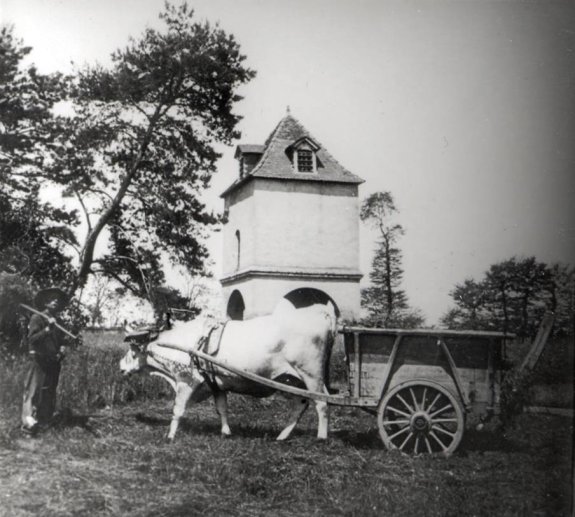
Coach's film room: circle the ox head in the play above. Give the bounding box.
[119,329,156,376]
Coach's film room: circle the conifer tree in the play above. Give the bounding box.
[360,192,423,327]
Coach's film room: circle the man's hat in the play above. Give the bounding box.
[35,287,68,311]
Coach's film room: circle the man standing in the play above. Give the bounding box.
[21,287,68,435]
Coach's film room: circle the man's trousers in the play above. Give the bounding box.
[21,357,61,428]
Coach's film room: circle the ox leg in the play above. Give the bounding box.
[276,397,309,441]
[313,398,329,440]
[293,368,330,440]
[167,382,193,441]
[213,390,232,437]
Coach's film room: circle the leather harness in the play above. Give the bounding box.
[191,322,227,390]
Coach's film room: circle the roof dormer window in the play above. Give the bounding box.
[290,136,320,174]
[297,149,314,173]
[234,144,265,179]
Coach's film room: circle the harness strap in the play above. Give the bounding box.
[192,322,227,390]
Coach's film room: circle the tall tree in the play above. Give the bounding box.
[2,4,256,305]
[360,192,423,327]
[484,257,553,336]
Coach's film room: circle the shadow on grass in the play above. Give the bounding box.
[124,408,530,455]
[334,425,526,454]
[50,407,100,436]
[334,428,384,450]
[134,412,171,427]
[5,407,102,440]
[134,412,239,437]
[133,411,340,441]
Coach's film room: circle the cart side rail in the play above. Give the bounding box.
[340,326,514,339]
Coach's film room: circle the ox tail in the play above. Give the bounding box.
[323,301,338,395]
[323,345,334,394]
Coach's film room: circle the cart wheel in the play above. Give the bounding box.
[377,380,464,456]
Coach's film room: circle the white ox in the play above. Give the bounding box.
[119,302,337,441]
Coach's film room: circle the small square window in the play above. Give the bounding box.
[297,150,314,172]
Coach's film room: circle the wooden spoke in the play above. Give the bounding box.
[396,393,415,414]
[389,425,410,440]
[432,418,458,425]
[426,392,441,413]
[398,431,414,451]
[429,430,448,452]
[430,403,453,419]
[432,425,456,438]
[382,419,411,426]
[420,387,427,412]
[386,406,411,418]
[424,436,433,453]
[414,435,421,454]
[410,388,419,411]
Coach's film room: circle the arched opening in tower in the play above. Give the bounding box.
[226,290,245,320]
[283,288,340,317]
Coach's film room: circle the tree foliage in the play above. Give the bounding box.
[0,25,68,181]
[59,3,255,299]
[0,273,33,357]
[360,192,424,328]
[0,25,76,285]
[440,256,574,337]
[1,4,255,312]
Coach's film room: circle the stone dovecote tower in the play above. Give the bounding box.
[220,111,364,321]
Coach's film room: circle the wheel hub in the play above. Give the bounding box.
[411,412,430,432]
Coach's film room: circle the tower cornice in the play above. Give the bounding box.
[221,266,363,286]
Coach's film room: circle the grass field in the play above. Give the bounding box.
[0,332,573,516]
[0,391,573,516]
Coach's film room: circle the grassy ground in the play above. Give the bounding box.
[0,392,572,517]
[0,332,572,516]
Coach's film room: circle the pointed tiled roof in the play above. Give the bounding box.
[221,114,364,197]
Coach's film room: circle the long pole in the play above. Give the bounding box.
[19,303,80,340]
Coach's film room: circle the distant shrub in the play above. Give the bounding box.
[500,368,534,426]
[500,334,574,424]
[59,344,171,411]
[0,354,29,409]
[0,273,33,357]
[530,335,573,385]
[506,335,573,384]
[0,342,171,417]
[81,328,126,349]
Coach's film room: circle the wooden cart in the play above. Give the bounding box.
[339,327,512,455]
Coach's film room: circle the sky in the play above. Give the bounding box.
[2,0,574,324]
